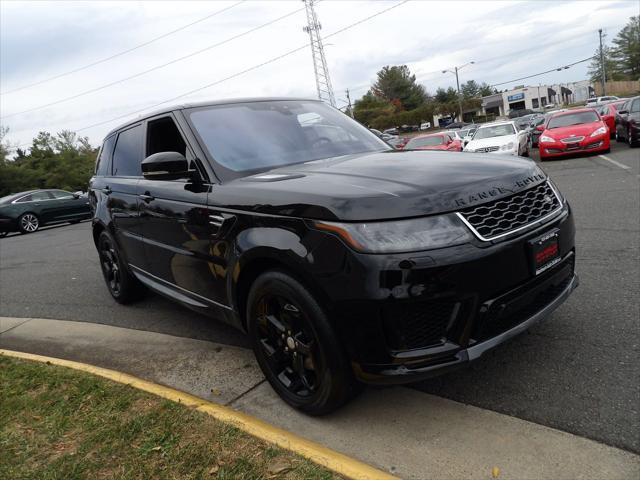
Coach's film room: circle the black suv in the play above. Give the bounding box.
[90,98,577,414]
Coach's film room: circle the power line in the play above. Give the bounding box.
[0,1,245,96]
[489,57,593,87]
[10,0,409,146]
[1,5,307,120]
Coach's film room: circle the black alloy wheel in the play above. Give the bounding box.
[247,271,359,415]
[97,230,144,304]
[18,213,39,234]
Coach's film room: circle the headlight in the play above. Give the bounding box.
[314,214,473,253]
[540,135,554,143]
[590,126,607,137]
[500,142,515,151]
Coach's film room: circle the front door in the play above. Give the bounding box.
[137,114,224,310]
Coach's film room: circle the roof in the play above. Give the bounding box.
[103,97,319,139]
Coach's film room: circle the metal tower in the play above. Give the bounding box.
[303,0,336,107]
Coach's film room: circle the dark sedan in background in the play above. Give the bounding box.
[0,189,91,236]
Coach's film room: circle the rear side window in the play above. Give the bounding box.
[631,99,640,113]
[112,125,143,177]
[96,135,116,176]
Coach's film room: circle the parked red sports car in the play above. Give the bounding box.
[403,133,461,151]
[538,109,610,160]
[596,101,625,139]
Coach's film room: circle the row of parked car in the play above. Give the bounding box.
[372,94,639,159]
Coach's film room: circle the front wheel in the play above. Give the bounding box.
[18,213,39,234]
[629,127,638,147]
[247,271,359,415]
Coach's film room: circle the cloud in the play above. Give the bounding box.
[0,0,635,148]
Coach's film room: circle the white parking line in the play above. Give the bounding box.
[598,154,630,170]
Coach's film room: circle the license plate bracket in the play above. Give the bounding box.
[529,229,561,275]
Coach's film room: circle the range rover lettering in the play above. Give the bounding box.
[89,98,578,415]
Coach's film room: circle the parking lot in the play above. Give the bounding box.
[1,142,638,454]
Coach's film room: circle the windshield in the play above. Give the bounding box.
[473,124,515,139]
[187,100,389,175]
[548,111,599,129]
[405,136,445,148]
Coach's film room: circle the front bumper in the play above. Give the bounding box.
[540,134,609,158]
[310,203,577,385]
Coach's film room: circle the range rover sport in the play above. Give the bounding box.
[89,98,578,415]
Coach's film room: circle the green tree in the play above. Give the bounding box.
[371,65,428,111]
[611,16,640,78]
[461,80,480,98]
[353,91,394,127]
[478,82,496,97]
[0,129,98,197]
[588,44,624,83]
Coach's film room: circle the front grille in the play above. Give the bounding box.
[475,146,499,153]
[459,181,562,240]
[560,136,585,143]
[382,299,457,350]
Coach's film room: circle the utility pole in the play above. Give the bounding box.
[537,84,541,110]
[443,62,474,122]
[303,0,336,107]
[598,29,606,96]
[345,88,354,118]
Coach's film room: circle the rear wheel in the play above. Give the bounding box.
[247,271,359,415]
[97,230,144,304]
[18,213,39,234]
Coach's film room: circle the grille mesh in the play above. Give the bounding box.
[382,300,456,350]
[475,146,499,153]
[459,182,561,240]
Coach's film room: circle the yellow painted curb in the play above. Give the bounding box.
[0,348,397,480]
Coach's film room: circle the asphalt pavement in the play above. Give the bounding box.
[0,142,638,453]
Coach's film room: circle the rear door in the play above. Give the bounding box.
[107,124,146,268]
[137,113,225,309]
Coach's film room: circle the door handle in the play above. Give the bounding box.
[139,193,155,202]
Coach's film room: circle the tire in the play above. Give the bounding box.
[522,143,530,157]
[0,231,7,238]
[615,130,623,143]
[246,270,359,415]
[18,213,39,234]
[629,127,638,147]
[97,230,144,304]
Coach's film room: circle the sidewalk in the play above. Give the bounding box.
[1,316,638,479]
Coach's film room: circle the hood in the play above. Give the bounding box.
[211,150,546,221]
[466,134,516,149]
[544,121,602,139]
[414,145,448,151]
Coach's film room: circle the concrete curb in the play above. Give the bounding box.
[1,348,397,480]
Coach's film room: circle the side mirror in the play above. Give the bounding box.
[142,152,192,180]
[536,125,545,132]
[618,109,628,115]
[73,193,81,199]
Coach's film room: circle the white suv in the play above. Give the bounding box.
[585,96,619,107]
[463,121,529,156]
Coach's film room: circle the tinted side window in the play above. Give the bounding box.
[96,135,116,176]
[112,126,143,177]
[632,99,640,113]
[31,191,52,201]
[146,117,186,156]
[15,194,32,203]
[50,190,74,199]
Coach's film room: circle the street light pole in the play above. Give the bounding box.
[443,61,474,122]
[598,29,606,96]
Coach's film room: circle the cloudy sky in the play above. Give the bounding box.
[0,0,635,148]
